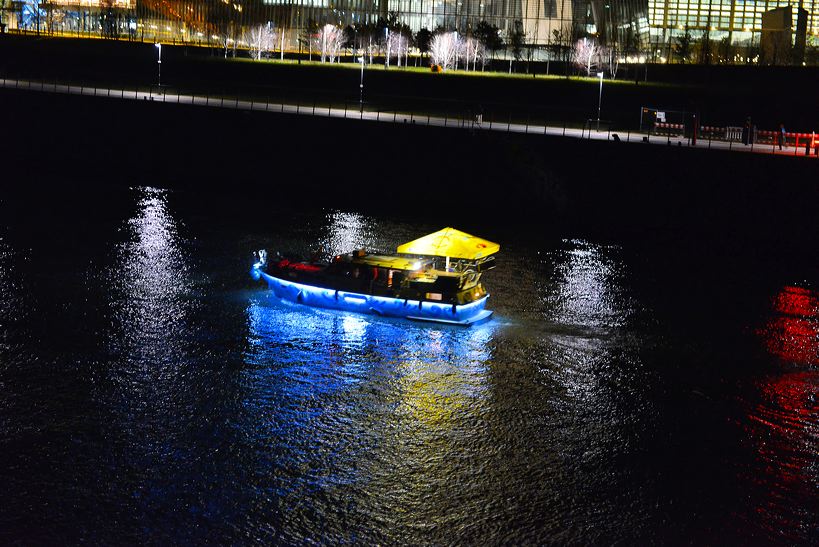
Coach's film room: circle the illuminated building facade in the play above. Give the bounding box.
[647,0,817,62]
[0,0,817,61]
[1,0,582,45]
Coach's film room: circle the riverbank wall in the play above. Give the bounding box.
[3,34,819,130]
[2,88,816,247]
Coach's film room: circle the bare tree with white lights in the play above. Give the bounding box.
[605,47,621,78]
[388,32,411,68]
[430,32,461,70]
[461,36,486,71]
[246,24,276,61]
[319,24,345,63]
[573,37,602,76]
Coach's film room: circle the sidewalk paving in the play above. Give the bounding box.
[2,77,816,159]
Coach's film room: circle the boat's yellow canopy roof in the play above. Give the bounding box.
[397,227,499,260]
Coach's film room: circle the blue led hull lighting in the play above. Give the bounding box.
[251,264,492,326]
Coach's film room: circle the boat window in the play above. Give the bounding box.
[327,263,354,276]
[391,270,405,288]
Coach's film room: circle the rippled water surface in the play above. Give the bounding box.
[0,186,816,544]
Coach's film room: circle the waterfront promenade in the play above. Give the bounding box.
[1,77,816,159]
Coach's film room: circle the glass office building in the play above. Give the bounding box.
[647,0,816,60]
[1,0,580,44]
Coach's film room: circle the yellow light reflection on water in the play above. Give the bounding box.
[393,326,493,427]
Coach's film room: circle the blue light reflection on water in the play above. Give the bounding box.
[244,293,493,395]
[241,293,497,542]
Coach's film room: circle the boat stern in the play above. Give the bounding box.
[251,249,268,281]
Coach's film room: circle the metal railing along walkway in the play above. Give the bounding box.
[2,77,817,159]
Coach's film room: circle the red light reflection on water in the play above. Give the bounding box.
[759,286,819,366]
[748,372,817,441]
[742,371,819,542]
[744,286,818,541]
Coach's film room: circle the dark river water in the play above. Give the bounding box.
[0,185,816,544]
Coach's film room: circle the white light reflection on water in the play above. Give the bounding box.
[0,238,19,344]
[540,240,637,330]
[320,211,395,257]
[92,187,221,539]
[341,313,368,341]
[522,239,654,534]
[0,236,28,347]
[324,211,366,256]
[529,239,646,411]
[0,238,11,315]
[106,187,194,397]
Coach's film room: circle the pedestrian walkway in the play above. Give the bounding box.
[1,77,816,159]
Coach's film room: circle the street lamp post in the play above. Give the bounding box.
[596,71,604,131]
[155,43,162,87]
[358,56,365,112]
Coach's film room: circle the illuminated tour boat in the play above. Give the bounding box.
[251,227,499,325]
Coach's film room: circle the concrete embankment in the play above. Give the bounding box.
[4,34,819,130]
[2,88,816,246]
